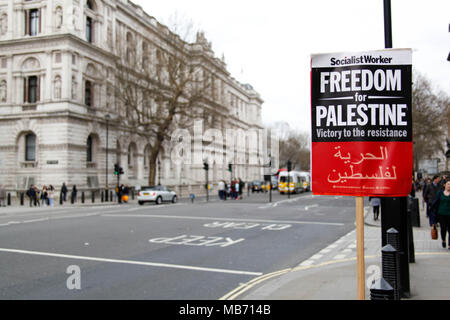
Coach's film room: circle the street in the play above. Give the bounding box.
[0,193,357,299]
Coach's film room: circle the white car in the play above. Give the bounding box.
[137,186,177,205]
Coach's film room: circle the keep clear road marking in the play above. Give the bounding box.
[0,248,263,276]
[101,214,345,227]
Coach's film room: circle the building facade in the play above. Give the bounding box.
[0,0,271,196]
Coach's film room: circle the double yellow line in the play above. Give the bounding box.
[220,252,450,300]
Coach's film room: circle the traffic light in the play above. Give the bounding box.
[287,160,292,172]
[228,163,232,172]
[114,164,124,175]
[203,161,209,171]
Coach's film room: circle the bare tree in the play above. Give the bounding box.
[113,17,221,185]
[412,72,450,171]
[268,122,310,170]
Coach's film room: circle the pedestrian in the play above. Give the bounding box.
[369,197,381,221]
[0,184,6,207]
[235,180,240,200]
[430,180,450,250]
[26,185,37,207]
[238,178,244,200]
[218,180,225,200]
[71,185,78,203]
[48,185,55,206]
[230,181,236,200]
[34,185,40,207]
[61,182,68,202]
[424,175,442,223]
[41,186,48,206]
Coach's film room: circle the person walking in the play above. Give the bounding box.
[26,185,37,207]
[48,185,55,206]
[369,197,381,221]
[218,180,225,200]
[431,180,450,250]
[71,185,78,203]
[235,180,240,200]
[424,175,442,223]
[41,186,48,206]
[0,184,6,207]
[238,178,244,200]
[61,182,68,202]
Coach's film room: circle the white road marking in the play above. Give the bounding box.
[305,204,319,211]
[299,260,315,266]
[0,212,115,228]
[0,248,263,276]
[101,213,345,227]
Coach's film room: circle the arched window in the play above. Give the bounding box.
[87,135,93,162]
[86,16,93,43]
[86,0,94,10]
[25,133,36,161]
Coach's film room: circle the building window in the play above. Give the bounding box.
[86,17,93,43]
[25,133,36,161]
[86,0,95,11]
[24,75,39,103]
[25,9,40,36]
[87,135,93,162]
[85,80,92,106]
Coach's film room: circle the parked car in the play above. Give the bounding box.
[137,186,177,205]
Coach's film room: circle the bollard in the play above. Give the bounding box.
[91,191,95,203]
[81,192,85,204]
[105,189,108,202]
[370,278,395,300]
[60,192,63,205]
[20,193,24,206]
[71,192,74,204]
[408,197,420,227]
[387,228,400,252]
[382,244,401,300]
[7,193,11,206]
[131,190,134,200]
[110,191,113,202]
[101,191,104,203]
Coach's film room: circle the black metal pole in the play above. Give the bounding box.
[270,180,272,203]
[381,0,411,298]
[105,116,109,202]
[384,0,393,48]
[206,169,209,202]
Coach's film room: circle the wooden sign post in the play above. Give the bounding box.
[310,49,412,300]
[356,196,365,300]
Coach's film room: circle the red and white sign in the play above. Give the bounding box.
[310,49,413,196]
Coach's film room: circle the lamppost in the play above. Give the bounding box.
[203,158,209,202]
[105,113,110,201]
[157,159,161,186]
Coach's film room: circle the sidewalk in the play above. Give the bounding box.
[237,195,450,300]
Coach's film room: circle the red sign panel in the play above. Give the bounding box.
[311,49,413,196]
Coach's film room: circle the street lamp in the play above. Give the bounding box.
[105,113,110,201]
[158,159,161,186]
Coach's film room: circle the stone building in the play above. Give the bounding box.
[0,0,271,196]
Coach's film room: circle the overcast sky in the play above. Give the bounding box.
[134,0,450,133]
